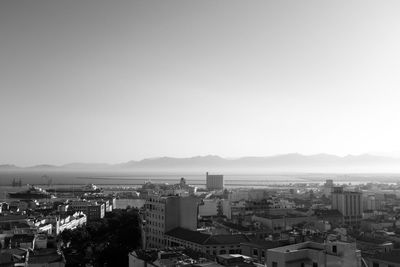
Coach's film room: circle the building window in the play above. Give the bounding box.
[332,245,337,253]
[272,262,278,267]
[301,263,305,267]
[253,249,258,256]
[313,263,318,267]
[372,263,379,267]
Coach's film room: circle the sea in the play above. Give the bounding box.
[1,170,400,202]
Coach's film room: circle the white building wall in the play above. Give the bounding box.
[199,199,218,217]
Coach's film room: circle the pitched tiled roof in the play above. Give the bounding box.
[165,227,210,244]
[165,227,250,245]
[314,209,342,217]
[204,234,250,245]
[241,240,290,249]
[0,215,27,222]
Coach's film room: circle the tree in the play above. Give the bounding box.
[59,208,142,267]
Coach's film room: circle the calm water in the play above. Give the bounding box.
[2,170,397,185]
[1,170,400,202]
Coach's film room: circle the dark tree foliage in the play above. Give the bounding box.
[60,208,142,267]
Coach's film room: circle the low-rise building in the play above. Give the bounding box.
[267,241,361,267]
[364,249,400,267]
[165,227,250,256]
[240,240,290,264]
[11,234,35,249]
[68,200,105,222]
[0,248,27,266]
[27,248,66,267]
[215,254,258,266]
[199,199,231,219]
[313,209,343,227]
[129,249,223,267]
[228,189,269,202]
[55,212,87,235]
[354,236,393,256]
[360,219,394,232]
[252,214,316,233]
[231,200,270,218]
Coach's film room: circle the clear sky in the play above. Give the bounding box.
[1,0,400,166]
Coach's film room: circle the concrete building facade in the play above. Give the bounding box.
[206,172,224,190]
[323,179,334,197]
[68,201,105,222]
[145,195,198,248]
[252,214,316,233]
[331,187,362,225]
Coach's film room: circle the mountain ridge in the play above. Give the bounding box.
[2,153,400,171]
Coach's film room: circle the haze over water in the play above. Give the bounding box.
[1,170,399,187]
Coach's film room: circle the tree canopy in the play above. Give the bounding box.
[60,208,142,267]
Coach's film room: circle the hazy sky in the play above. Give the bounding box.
[1,0,400,166]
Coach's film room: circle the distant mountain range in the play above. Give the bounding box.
[2,153,400,173]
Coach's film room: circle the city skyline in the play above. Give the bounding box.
[1,0,400,166]
[2,2,400,267]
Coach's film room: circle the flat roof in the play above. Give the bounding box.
[366,250,400,264]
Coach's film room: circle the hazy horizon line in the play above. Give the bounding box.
[1,152,399,168]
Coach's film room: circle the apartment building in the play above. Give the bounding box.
[331,187,362,225]
[145,195,198,248]
[206,172,224,190]
[68,200,105,222]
